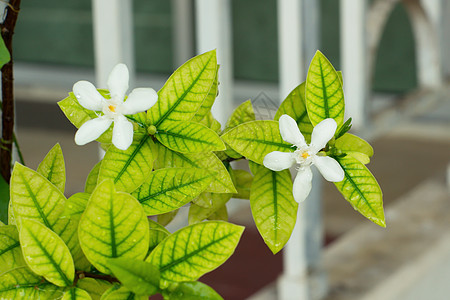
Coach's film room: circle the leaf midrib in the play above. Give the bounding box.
[0,241,20,257]
[318,58,330,118]
[19,172,53,229]
[113,135,150,184]
[26,226,72,286]
[155,54,214,128]
[159,231,235,273]
[157,127,219,147]
[238,137,292,149]
[138,175,209,203]
[338,158,378,216]
[271,171,278,243]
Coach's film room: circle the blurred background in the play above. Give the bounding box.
[9,0,450,299]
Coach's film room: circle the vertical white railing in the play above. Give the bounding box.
[92,0,135,88]
[195,0,234,125]
[277,1,323,299]
[340,0,368,131]
[92,0,134,159]
[172,0,194,68]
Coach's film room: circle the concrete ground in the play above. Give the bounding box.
[12,85,450,299]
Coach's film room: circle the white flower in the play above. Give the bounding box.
[73,63,158,150]
[263,114,345,203]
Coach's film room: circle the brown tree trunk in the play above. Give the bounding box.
[0,0,21,182]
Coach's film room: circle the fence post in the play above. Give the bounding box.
[92,0,135,87]
[340,0,368,131]
[195,0,233,125]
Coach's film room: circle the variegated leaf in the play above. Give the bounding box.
[146,221,243,287]
[221,121,292,164]
[305,50,345,128]
[334,156,385,227]
[78,180,149,274]
[250,168,298,254]
[148,50,217,128]
[132,168,215,215]
[20,219,75,287]
[98,136,155,193]
[155,120,225,153]
[37,143,66,192]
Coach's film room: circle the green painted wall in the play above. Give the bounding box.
[14,0,416,92]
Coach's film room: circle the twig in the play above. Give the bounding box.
[75,270,119,285]
[0,0,21,182]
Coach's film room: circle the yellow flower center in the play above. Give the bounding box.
[301,152,309,159]
[108,105,116,112]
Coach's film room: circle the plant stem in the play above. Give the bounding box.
[0,0,21,182]
[76,270,119,284]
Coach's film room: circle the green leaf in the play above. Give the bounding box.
[101,286,147,300]
[64,192,90,219]
[0,174,9,224]
[157,210,179,227]
[0,36,10,69]
[189,193,231,225]
[98,136,155,193]
[147,219,170,255]
[191,192,213,208]
[11,163,66,229]
[193,66,219,122]
[76,278,113,300]
[62,288,92,300]
[0,225,26,273]
[335,117,352,139]
[335,133,374,164]
[232,169,253,199]
[224,100,255,131]
[168,281,223,300]
[132,168,215,215]
[146,221,243,287]
[250,168,298,254]
[78,180,150,274]
[8,200,15,225]
[0,266,65,299]
[155,121,225,153]
[154,144,236,193]
[305,50,345,128]
[85,161,101,193]
[20,219,74,286]
[58,91,112,144]
[221,121,292,164]
[108,258,160,296]
[148,50,218,128]
[275,82,314,143]
[195,112,222,134]
[9,163,85,269]
[248,160,263,176]
[334,156,385,227]
[37,143,66,192]
[207,205,228,222]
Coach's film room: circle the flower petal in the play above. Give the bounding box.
[107,63,129,102]
[73,81,104,111]
[279,114,306,147]
[314,156,344,182]
[263,151,295,171]
[75,117,112,145]
[310,118,337,152]
[121,88,158,115]
[292,167,313,203]
[112,115,134,150]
